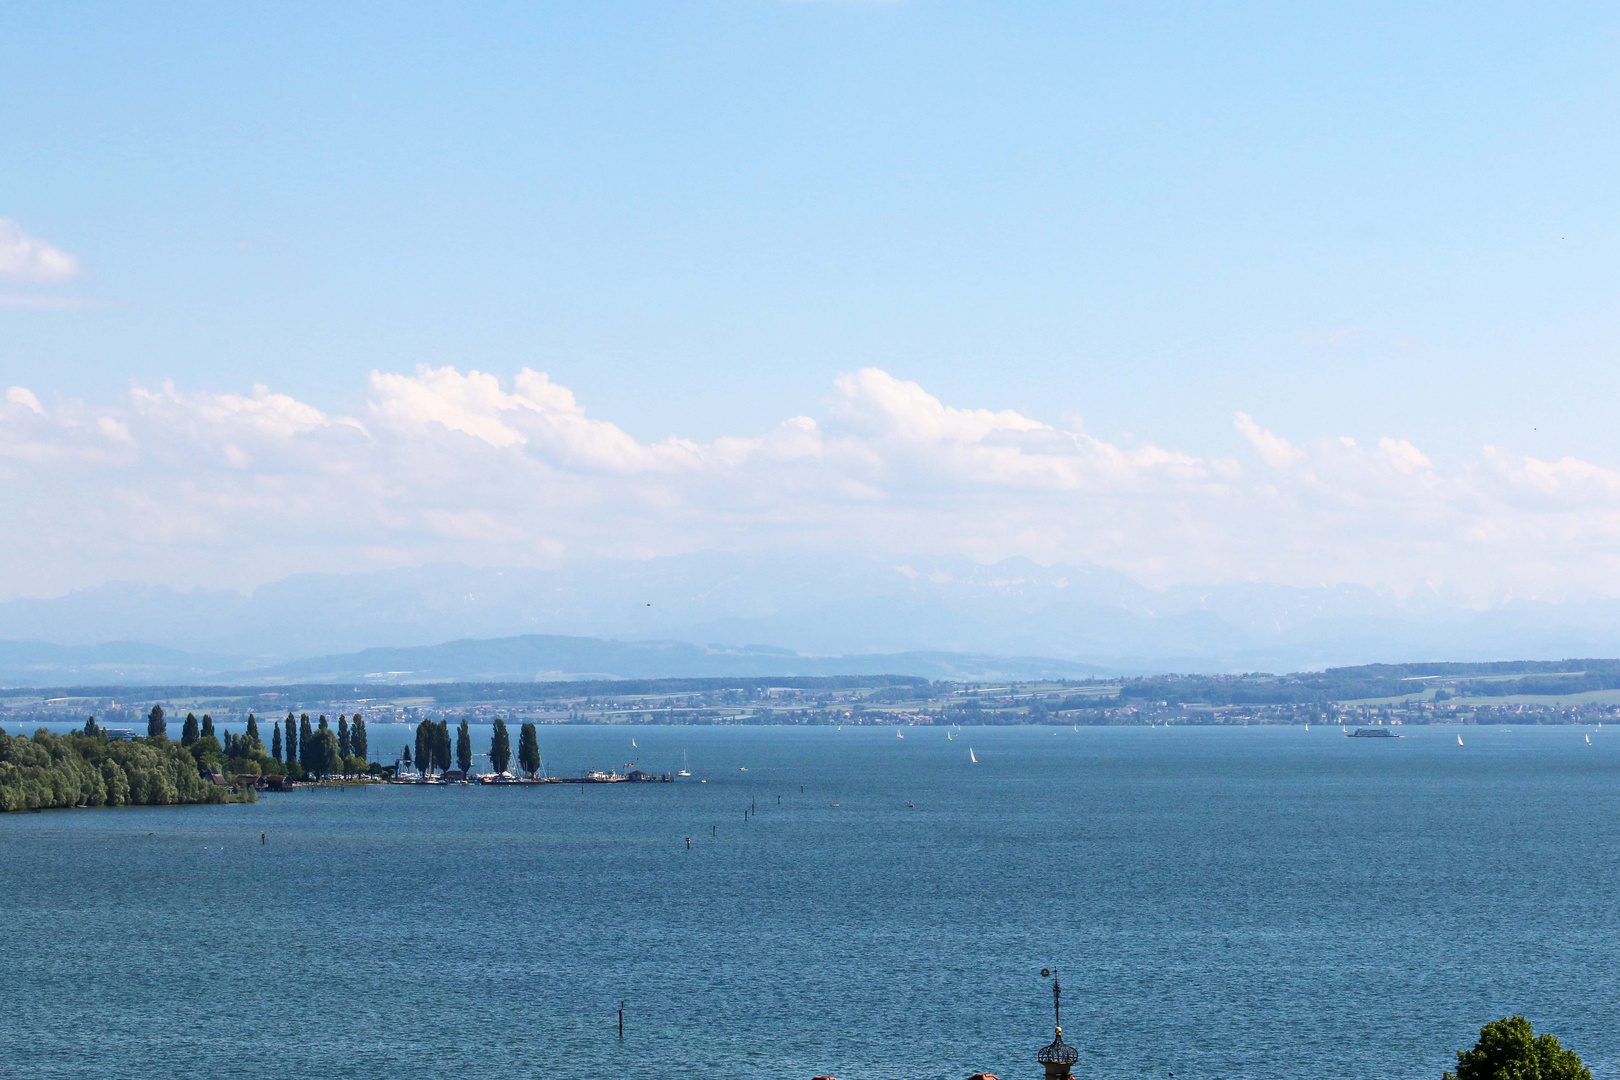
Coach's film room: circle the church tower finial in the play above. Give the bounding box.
[1037,969,1078,1079]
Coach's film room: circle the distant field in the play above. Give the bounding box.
[1456,688,1620,706]
[1341,687,1620,707]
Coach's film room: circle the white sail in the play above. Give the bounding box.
[1458,734,1464,746]
[969,748,978,763]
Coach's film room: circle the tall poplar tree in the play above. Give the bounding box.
[284,713,298,767]
[517,722,540,777]
[245,714,260,750]
[414,720,435,774]
[489,718,512,774]
[455,719,472,774]
[351,714,367,760]
[435,720,451,776]
[146,705,165,740]
[201,715,215,740]
[299,715,314,773]
[338,716,351,758]
[317,715,329,732]
[181,714,200,745]
[271,724,282,761]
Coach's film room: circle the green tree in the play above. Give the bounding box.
[318,714,329,732]
[181,713,200,746]
[0,728,247,812]
[284,713,298,766]
[245,714,261,750]
[338,716,351,758]
[189,734,224,770]
[351,714,367,760]
[517,722,540,777]
[147,705,166,740]
[271,724,282,761]
[414,720,436,774]
[456,719,472,774]
[299,715,314,773]
[83,716,100,737]
[1444,1016,1591,1080]
[201,714,215,740]
[489,718,511,774]
[308,728,342,778]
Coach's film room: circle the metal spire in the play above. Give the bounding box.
[1037,967,1079,1074]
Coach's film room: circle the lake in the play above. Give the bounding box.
[3,723,1617,1080]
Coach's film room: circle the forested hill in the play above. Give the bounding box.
[1118,659,1620,705]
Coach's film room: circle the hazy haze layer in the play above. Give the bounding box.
[5,368,1620,606]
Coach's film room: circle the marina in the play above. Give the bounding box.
[393,769,675,785]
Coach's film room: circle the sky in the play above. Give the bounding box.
[3,2,1620,602]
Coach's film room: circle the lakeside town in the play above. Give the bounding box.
[7,661,1620,735]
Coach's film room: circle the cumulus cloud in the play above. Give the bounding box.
[3,365,1620,601]
[0,219,81,282]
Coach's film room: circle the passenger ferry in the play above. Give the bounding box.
[1346,727,1402,738]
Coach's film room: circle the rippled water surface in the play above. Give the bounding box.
[5,723,1619,1080]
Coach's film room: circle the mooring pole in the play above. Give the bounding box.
[618,1001,624,1039]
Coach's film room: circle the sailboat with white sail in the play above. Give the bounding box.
[969,748,978,763]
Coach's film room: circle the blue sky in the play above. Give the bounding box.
[3,2,1619,599]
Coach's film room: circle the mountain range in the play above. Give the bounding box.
[4,551,1620,685]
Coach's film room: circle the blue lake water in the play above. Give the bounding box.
[4,723,1619,1080]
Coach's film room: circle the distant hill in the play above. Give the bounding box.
[10,553,1620,677]
[219,634,1108,684]
[8,552,1620,674]
[0,640,247,688]
[0,633,1108,687]
[1119,659,1620,705]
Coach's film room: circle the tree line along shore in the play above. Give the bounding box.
[0,707,555,812]
[1,705,362,812]
[0,715,258,813]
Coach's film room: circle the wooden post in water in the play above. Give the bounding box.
[618,1002,624,1039]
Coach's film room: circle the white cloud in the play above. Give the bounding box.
[4,365,1620,601]
[6,387,44,415]
[0,219,81,282]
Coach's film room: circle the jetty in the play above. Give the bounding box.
[388,769,674,786]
